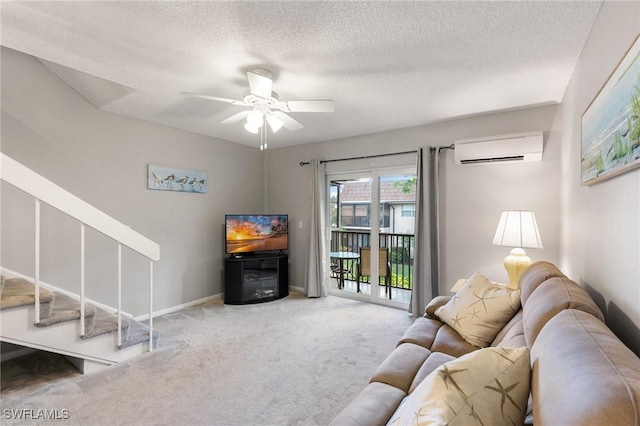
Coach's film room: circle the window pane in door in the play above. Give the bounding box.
[378,174,416,303]
[330,184,339,228]
[341,205,354,226]
[354,204,369,226]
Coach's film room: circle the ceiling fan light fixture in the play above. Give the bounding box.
[183,67,333,137]
[244,121,260,134]
[266,113,284,133]
[246,108,264,127]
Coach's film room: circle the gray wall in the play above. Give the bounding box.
[558,1,640,353]
[1,47,265,315]
[267,105,561,295]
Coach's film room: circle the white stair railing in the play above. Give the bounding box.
[0,153,160,351]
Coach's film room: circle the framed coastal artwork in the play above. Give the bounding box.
[581,34,640,186]
[147,164,206,193]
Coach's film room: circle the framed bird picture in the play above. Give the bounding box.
[147,164,206,193]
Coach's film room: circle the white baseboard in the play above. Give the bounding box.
[133,293,223,321]
[136,285,310,320]
[138,285,309,320]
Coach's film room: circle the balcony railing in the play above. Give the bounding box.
[330,229,414,292]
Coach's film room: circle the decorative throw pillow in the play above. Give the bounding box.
[387,347,531,426]
[435,272,520,347]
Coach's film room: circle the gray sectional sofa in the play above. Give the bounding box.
[330,261,640,425]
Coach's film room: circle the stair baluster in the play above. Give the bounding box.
[80,223,86,337]
[149,261,154,352]
[117,244,122,347]
[34,199,41,325]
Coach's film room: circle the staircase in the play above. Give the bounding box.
[1,276,157,373]
[1,153,160,374]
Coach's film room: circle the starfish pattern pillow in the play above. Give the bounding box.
[435,272,521,347]
[387,347,530,426]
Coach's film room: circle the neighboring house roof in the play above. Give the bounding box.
[338,181,416,203]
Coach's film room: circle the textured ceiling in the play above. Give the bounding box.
[0,1,602,149]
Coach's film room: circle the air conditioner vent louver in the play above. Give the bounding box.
[454,131,543,166]
[460,155,525,164]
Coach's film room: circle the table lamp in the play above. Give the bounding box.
[492,210,543,289]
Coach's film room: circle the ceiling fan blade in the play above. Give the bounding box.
[280,100,335,113]
[272,111,304,131]
[247,71,273,99]
[181,92,246,106]
[220,110,251,124]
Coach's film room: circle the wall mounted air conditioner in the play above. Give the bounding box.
[454,131,543,165]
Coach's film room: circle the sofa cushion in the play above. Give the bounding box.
[518,261,566,306]
[496,324,526,349]
[370,343,431,393]
[388,347,531,426]
[494,314,526,350]
[435,272,521,347]
[408,352,455,394]
[491,310,524,347]
[396,317,443,349]
[430,324,479,357]
[522,277,604,347]
[530,309,640,426]
[329,382,406,426]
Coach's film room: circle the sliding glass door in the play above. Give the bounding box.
[327,167,416,308]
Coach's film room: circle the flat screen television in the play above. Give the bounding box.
[225,214,289,255]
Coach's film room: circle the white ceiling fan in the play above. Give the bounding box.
[182,68,335,134]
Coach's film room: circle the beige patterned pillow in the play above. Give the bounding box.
[387,347,530,426]
[435,273,520,347]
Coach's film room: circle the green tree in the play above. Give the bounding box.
[394,177,417,194]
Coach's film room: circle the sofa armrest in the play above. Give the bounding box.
[424,296,451,319]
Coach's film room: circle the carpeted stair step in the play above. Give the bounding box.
[0,277,55,319]
[82,308,130,341]
[1,275,159,349]
[36,292,98,335]
[1,277,127,340]
[119,318,159,350]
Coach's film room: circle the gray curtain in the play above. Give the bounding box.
[305,159,328,298]
[409,147,440,316]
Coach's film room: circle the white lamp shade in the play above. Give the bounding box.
[266,113,284,133]
[492,210,543,249]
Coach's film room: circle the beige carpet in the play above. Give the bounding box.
[0,293,415,425]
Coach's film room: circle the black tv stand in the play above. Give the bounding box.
[224,253,289,304]
[230,253,255,259]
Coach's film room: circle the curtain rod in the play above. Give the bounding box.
[299,145,454,166]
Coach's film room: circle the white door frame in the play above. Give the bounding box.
[326,165,415,310]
